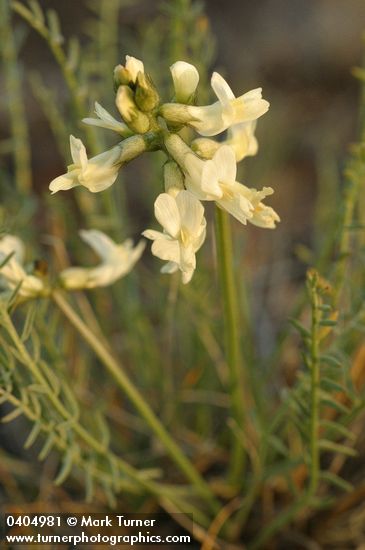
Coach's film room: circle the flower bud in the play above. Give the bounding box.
[159,103,194,125]
[125,55,144,83]
[163,161,185,197]
[113,55,144,89]
[113,64,132,89]
[191,138,220,159]
[170,61,199,104]
[135,72,160,112]
[116,86,150,134]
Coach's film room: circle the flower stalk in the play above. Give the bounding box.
[214,208,246,486]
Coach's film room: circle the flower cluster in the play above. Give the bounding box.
[47,55,279,285]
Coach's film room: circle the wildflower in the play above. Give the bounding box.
[82,102,131,136]
[165,135,252,223]
[143,191,206,284]
[170,61,199,103]
[161,71,269,137]
[165,134,279,227]
[60,230,145,290]
[49,136,122,194]
[0,235,45,298]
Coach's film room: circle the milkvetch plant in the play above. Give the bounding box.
[2,1,365,548]
[47,53,278,493]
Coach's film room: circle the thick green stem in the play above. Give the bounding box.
[214,208,246,486]
[52,290,219,512]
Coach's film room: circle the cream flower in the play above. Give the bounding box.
[170,61,199,103]
[49,136,122,194]
[187,145,254,224]
[0,235,44,298]
[188,145,279,227]
[143,191,206,284]
[165,135,278,226]
[162,71,269,137]
[226,120,258,161]
[188,73,268,136]
[82,102,131,136]
[60,230,145,290]
[165,135,251,224]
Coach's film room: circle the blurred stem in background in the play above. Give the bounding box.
[0,0,32,195]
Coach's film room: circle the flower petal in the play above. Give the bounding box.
[154,193,181,238]
[151,237,180,263]
[213,145,237,183]
[250,204,280,229]
[187,102,225,136]
[161,261,179,274]
[217,182,254,225]
[232,88,270,123]
[142,229,164,241]
[211,72,235,103]
[175,191,204,236]
[125,55,144,82]
[70,135,88,168]
[170,61,200,103]
[200,160,223,198]
[79,229,117,262]
[49,170,80,194]
[82,102,129,134]
[226,121,258,161]
[181,268,194,284]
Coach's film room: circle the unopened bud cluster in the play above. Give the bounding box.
[0,55,280,299]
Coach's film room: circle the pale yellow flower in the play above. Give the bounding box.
[49,136,122,194]
[143,191,206,284]
[60,230,145,290]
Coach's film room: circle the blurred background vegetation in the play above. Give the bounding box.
[1,1,365,548]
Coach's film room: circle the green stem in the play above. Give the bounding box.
[0,0,32,194]
[52,290,219,512]
[215,208,246,486]
[309,278,320,494]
